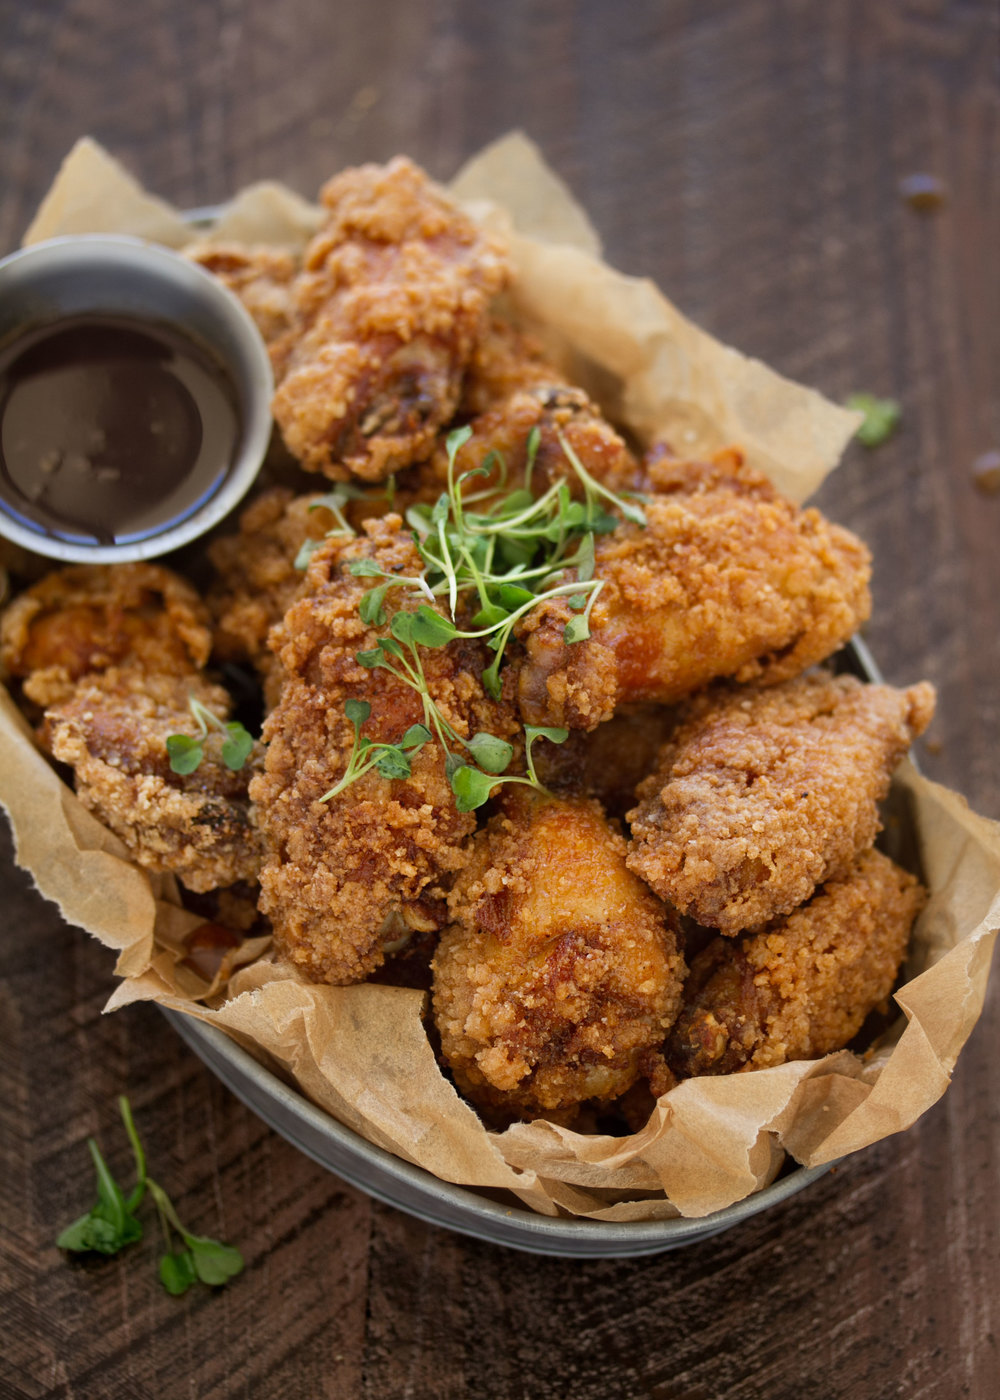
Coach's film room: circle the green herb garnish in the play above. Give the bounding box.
[325,424,636,810]
[166,696,254,775]
[57,1097,243,1297]
[846,393,902,448]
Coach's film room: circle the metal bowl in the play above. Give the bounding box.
[161,639,884,1257]
[0,235,273,563]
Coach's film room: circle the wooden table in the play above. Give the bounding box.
[2,3,998,1396]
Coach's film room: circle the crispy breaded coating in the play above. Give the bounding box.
[185,242,298,346]
[270,158,509,483]
[432,790,686,1119]
[206,487,344,705]
[0,562,212,709]
[251,514,519,985]
[665,848,925,1076]
[458,318,565,417]
[515,450,872,730]
[44,668,264,893]
[626,673,935,935]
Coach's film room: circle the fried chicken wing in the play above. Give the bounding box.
[270,158,509,483]
[0,562,212,709]
[665,848,925,1076]
[626,673,934,935]
[44,668,264,892]
[251,514,519,985]
[432,789,686,1120]
[515,450,872,730]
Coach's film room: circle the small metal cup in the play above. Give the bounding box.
[0,234,273,563]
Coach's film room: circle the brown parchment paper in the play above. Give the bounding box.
[2,133,998,1221]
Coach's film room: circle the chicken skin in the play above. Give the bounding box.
[627,673,935,935]
[665,848,925,1076]
[0,562,212,710]
[515,450,872,730]
[44,668,264,893]
[432,789,686,1120]
[270,158,509,483]
[251,514,519,985]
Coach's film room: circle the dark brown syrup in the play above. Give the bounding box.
[0,313,241,546]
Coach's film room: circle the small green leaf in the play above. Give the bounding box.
[160,1249,199,1296]
[348,558,384,577]
[496,583,536,612]
[400,724,432,750]
[481,658,503,700]
[355,647,386,669]
[377,637,405,660]
[359,584,389,626]
[410,606,458,648]
[588,507,621,534]
[294,538,323,570]
[567,593,588,610]
[563,615,590,643]
[444,752,466,783]
[89,1139,127,1235]
[846,393,901,448]
[166,734,203,775]
[449,764,498,812]
[221,723,254,771]
[344,698,372,728]
[574,532,596,582]
[374,748,412,781]
[471,602,510,630]
[389,611,416,645]
[185,1237,245,1287]
[465,732,514,775]
[525,726,570,747]
[445,424,473,460]
[431,492,451,525]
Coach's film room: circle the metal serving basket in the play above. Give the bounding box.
[162,638,886,1258]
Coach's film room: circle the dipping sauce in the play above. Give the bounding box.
[0,313,241,547]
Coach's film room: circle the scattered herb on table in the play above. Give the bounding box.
[57,1096,244,1297]
[846,393,902,449]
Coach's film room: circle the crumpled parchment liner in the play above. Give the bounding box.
[2,133,998,1220]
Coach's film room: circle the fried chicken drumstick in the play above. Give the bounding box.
[515,449,872,730]
[665,848,925,1076]
[627,672,935,935]
[432,789,686,1121]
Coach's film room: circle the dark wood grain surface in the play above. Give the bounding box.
[1,2,998,1397]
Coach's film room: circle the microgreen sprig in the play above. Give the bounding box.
[324,422,641,812]
[57,1097,243,1297]
[166,696,254,775]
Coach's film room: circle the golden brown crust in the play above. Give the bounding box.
[250,514,519,984]
[270,158,509,482]
[432,789,686,1119]
[515,452,873,730]
[626,673,935,934]
[0,562,212,708]
[45,668,264,893]
[666,848,925,1076]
